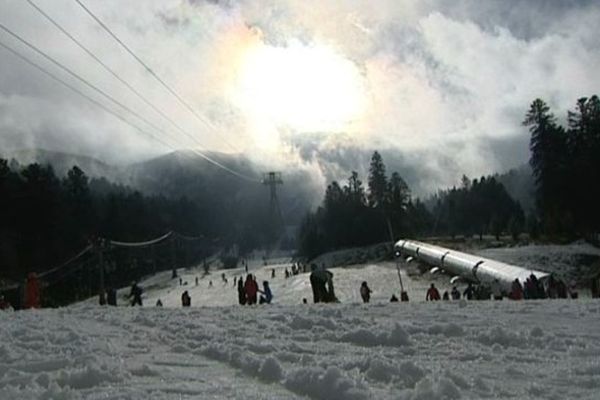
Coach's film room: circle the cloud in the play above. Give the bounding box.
[0,0,598,195]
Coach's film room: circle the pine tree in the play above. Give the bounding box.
[367,151,388,208]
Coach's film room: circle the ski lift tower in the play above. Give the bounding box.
[262,171,284,233]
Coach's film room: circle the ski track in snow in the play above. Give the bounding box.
[2,252,600,399]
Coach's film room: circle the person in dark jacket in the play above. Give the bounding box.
[237,278,246,305]
[426,283,441,301]
[129,282,143,306]
[181,290,191,307]
[309,267,336,303]
[463,283,475,300]
[360,281,372,303]
[450,286,461,300]
[107,287,117,306]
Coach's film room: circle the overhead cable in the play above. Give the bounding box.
[73,0,240,153]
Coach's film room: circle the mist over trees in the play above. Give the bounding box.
[524,95,600,236]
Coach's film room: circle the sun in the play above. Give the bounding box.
[230,40,366,146]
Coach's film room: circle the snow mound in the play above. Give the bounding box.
[341,324,411,347]
[285,366,369,400]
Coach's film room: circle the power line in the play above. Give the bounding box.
[0,39,172,151]
[0,25,258,182]
[73,0,240,153]
[25,0,222,159]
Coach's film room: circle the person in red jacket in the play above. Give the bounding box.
[426,283,441,301]
[25,272,41,309]
[244,274,259,305]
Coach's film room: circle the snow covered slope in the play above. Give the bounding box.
[2,249,600,399]
[2,298,600,399]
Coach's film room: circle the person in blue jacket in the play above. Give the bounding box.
[259,281,273,304]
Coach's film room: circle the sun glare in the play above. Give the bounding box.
[231,41,366,144]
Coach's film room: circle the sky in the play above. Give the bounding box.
[1,0,599,195]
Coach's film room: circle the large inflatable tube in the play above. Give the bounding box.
[395,240,548,291]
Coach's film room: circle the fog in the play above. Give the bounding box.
[1,0,599,195]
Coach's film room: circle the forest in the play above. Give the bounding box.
[297,95,600,258]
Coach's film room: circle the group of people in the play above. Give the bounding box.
[237,274,272,305]
[424,273,579,302]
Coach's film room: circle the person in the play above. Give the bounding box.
[156,299,163,307]
[25,272,41,309]
[259,281,273,304]
[129,282,143,306]
[556,279,568,299]
[360,281,372,303]
[208,280,213,288]
[451,286,461,300]
[221,273,228,284]
[181,290,191,307]
[426,283,441,301]
[463,283,475,300]
[568,280,578,299]
[0,295,12,310]
[195,277,199,286]
[510,279,523,300]
[98,291,107,306]
[285,268,290,279]
[390,294,399,302]
[491,279,503,300]
[442,290,450,301]
[271,268,275,279]
[107,287,117,306]
[244,274,259,305]
[400,291,409,302]
[309,267,336,303]
[237,278,246,305]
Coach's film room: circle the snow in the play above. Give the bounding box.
[2,247,600,399]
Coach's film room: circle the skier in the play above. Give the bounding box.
[426,283,441,301]
[259,281,273,304]
[237,278,246,305]
[244,274,259,305]
[129,282,143,306]
[271,268,275,279]
[181,290,191,307]
[442,290,450,301]
[451,286,461,300]
[359,281,372,303]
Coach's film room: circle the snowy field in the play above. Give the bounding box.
[2,255,600,399]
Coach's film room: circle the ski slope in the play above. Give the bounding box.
[2,255,600,399]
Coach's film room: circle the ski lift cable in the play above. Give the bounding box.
[0,21,202,152]
[37,245,94,278]
[107,231,174,248]
[0,39,177,152]
[25,0,237,167]
[0,34,259,183]
[73,0,241,153]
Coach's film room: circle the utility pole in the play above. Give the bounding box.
[262,171,284,238]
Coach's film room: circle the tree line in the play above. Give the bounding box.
[0,160,208,283]
[297,151,528,259]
